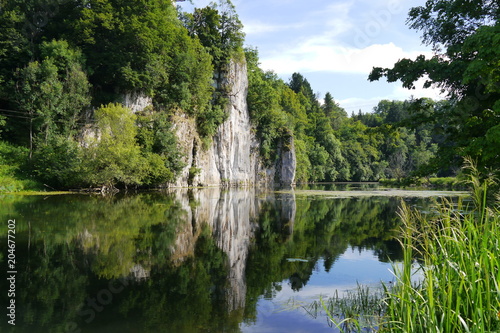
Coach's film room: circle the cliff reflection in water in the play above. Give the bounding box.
[170,188,262,313]
[0,188,409,333]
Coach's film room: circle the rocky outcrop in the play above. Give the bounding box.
[122,91,153,113]
[109,59,296,188]
[172,59,296,187]
[275,136,296,187]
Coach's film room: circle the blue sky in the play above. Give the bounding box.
[180,0,444,114]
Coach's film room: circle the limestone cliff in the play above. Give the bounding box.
[172,60,296,187]
[120,59,296,187]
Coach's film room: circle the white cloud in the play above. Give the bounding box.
[261,41,433,76]
[392,77,446,100]
[243,21,303,35]
[339,77,445,113]
[244,2,353,37]
[309,2,354,35]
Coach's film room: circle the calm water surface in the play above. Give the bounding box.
[0,185,459,332]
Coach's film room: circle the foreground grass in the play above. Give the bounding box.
[0,141,44,193]
[384,196,499,332]
[322,161,500,332]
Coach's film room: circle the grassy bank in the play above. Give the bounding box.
[322,161,499,332]
[384,195,499,332]
[383,166,500,332]
[0,166,44,193]
[0,141,43,193]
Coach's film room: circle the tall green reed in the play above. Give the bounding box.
[318,284,386,332]
[382,158,500,332]
[320,158,499,332]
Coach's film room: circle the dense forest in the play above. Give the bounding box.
[0,0,498,191]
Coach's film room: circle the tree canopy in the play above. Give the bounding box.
[369,0,500,174]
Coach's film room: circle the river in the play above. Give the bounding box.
[0,184,466,332]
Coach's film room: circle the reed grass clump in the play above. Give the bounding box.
[319,285,386,332]
[382,158,500,333]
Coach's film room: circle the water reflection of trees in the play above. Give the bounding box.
[244,195,407,322]
[0,191,423,332]
[0,194,183,332]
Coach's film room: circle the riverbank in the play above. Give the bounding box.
[1,176,469,195]
[0,174,42,193]
[379,177,466,190]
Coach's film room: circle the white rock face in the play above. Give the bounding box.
[173,59,296,187]
[110,59,296,187]
[122,91,153,113]
[199,60,258,186]
[277,137,296,188]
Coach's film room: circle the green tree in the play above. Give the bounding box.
[373,100,408,124]
[82,103,146,189]
[0,115,5,137]
[286,73,353,181]
[73,0,173,93]
[279,85,308,136]
[339,119,385,181]
[353,111,384,128]
[14,60,59,150]
[31,135,84,188]
[38,0,215,114]
[0,0,32,93]
[246,48,289,164]
[369,0,500,174]
[294,139,312,182]
[153,29,214,118]
[182,0,245,136]
[38,40,91,134]
[323,92,347,130]
[288,73,316,106]
[14,40,90,157]
[182,0,244,73]
[136,111,185,185]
